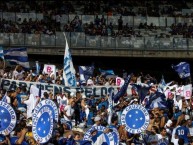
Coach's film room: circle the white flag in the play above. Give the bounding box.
[63,33,76,87]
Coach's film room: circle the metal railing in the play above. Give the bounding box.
[1,12,193,27]
[1,32,193,50]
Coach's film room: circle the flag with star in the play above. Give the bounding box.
[32,101,54,143]
[0,101,16,134]
[121,104,149,134]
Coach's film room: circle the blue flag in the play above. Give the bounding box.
[4,48,29,68]
[0,47,4,59]
[35,61,40,75]
[172,62,190,79]
[131,84,151,103]
[145,92,167,110]
[113,75,131,103]
[99,69,115,77]
[79,65,94,84]
[158,75,166,93]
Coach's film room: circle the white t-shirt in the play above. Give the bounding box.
[171,126,180,145]
[63,105,74,121]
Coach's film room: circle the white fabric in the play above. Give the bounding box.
[63,105,74,121]
[24,94,38,118]
[171,126,180,145]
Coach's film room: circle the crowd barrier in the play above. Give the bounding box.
[0,32,193,50]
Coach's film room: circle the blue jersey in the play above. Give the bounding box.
[98,101,108,110]
[10,136,28,145]
[16,93,27,108]
[175,126,190,144]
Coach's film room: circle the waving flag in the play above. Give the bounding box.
[63,32,76,87]
[131,84,151,103]
[91,132,107,145]
[158,75,166,93]
[113,75,131,103]
[107,90,114,125]
[172,62,190,79]
[0,47,4,59]
[99,68,115,78]
[4,48,29,68]
[79,65,94,84]
[35,61,40,75]
[146,92,167,110]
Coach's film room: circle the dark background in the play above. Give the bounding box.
[29,54,193,83]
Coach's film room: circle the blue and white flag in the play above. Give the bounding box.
[84,126,115,145]
[37,99,59,122]
[63,32,76,87]
[145,92,167,110]
[131,84,151,103]
[158,75,166,93]
[35,61,40,75]
[113,75,131,103]
[99,69,115,78]
[107,90,114,125]
[4,48,29,68]
[0,47,4,59]
[0,101,16,134]
[172,62,190,79]
[79,65,94,84]
[121,104,149,134]
[1,94,7,103]
[32,104,53,143]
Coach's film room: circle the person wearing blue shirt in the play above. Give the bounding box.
[10,126,28,145]
[173,106,182,121]
[98,97,108,110]
[175,120,190,145]
[16,87,27,112]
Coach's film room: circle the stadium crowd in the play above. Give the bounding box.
[0,0,193,145]
[0,63,192,145]
[0,0,193,39]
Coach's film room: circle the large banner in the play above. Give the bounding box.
[0,78,133,97]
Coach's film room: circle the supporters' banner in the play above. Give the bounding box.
[172,62,190,79]
[116,77,125,87]
[121,104,149,134]
[4,47,29,68]
[0,101,16,134]
[183,84,192,99]
[84,126,116,145]
[63,32,76,87]
[32,103,53,143]
[0,78,134,98]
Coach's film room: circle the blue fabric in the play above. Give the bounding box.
[16,93,27,108]
[175,126,190,144]
[172,62,190,79]
[10,136,28,145]
[173,111,182,120]
[98,101,108,110]
[113,75,131,103]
